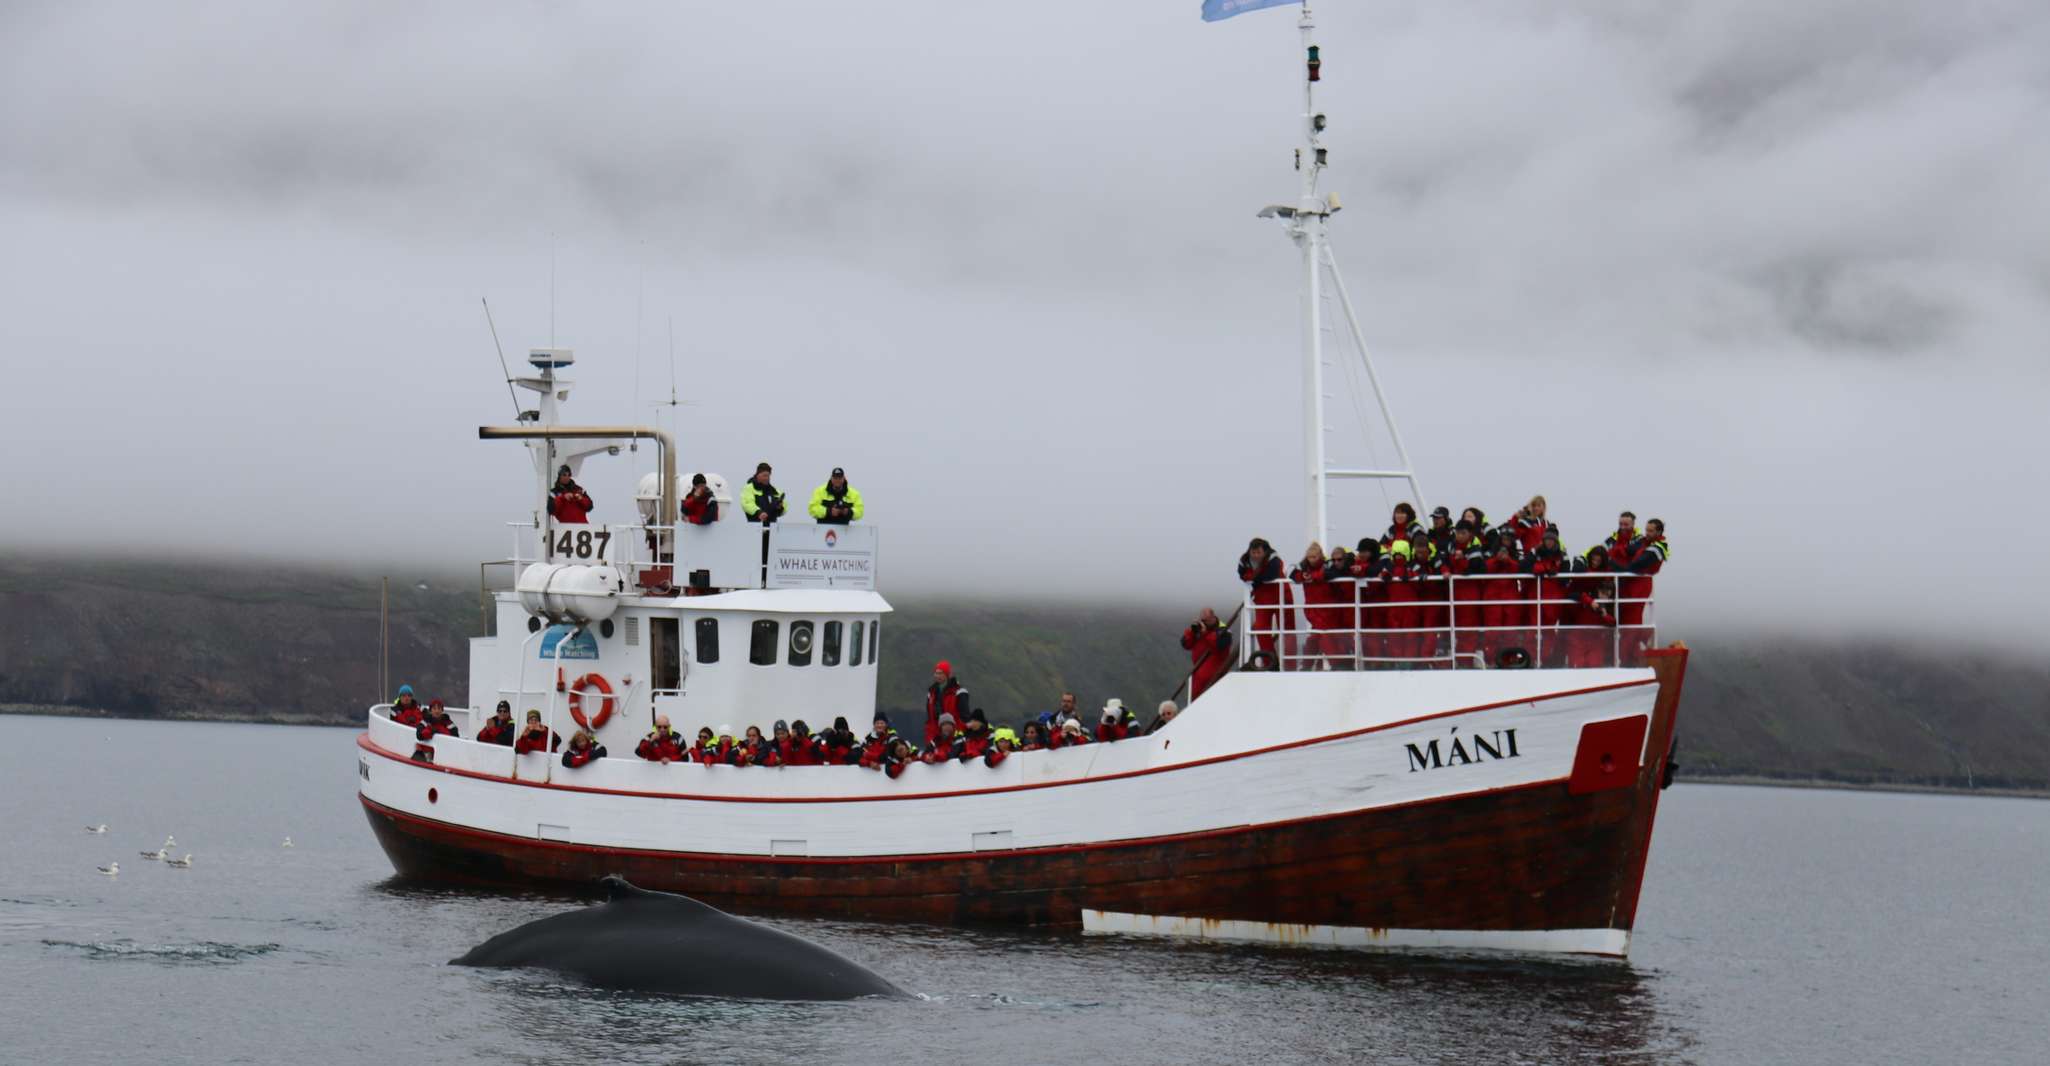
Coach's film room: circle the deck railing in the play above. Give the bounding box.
[1235,571,1657,672]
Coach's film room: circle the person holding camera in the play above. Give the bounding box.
[740,462,787,525]
[547,465,594,524]
[1180,607,1234,700]
[476,701,517,746]
[514,710,560,754]
[808,467,864,525]
[681,473,719,525]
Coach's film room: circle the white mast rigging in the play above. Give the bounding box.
[1258,2,1425,549]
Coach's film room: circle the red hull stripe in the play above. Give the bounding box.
[362,773,1567,866]
[359,676,1653,805]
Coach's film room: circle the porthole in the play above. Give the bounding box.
[427,788,439,804]
[788,621,814,667]
[599,618,615,639]
[527,616,542,633]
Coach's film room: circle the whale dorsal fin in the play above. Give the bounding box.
[599,875,722,915]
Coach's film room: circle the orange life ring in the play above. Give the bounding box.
[567,673,615,730]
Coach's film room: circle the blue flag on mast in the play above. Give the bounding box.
[1203,0,1295,21]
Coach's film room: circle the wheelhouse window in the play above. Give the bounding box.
[869,619,881,665]
[822,621,843,666]
[749,620,779,666]
[849,620,864,668]
[788,621,815,666]
[694,618,719,664]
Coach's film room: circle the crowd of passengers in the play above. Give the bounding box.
[388,662,1178,778]
[1189,497,1672,692]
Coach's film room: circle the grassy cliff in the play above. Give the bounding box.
[2,556,2043,790]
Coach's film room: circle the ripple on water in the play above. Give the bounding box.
[41,939,284,964]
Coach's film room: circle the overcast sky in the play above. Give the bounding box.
[3,1,2046,650]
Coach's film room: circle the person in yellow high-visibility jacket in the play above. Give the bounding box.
[808,467,865,525]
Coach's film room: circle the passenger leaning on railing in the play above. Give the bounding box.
[422,699,459,739]
[775,720,819,766]
[1238,538,1290,656]
[1375,540,1425,662]
[390,685,424,727]
[1562,550,1622,667]
[1424,506,1454,557]
[515,710,561,754]
[1291,542,1350,669]
[858,712,896,770]
[477,702,516,746]
[921,715,964,764]
[561,729,606,768]
[740,725,777,767]
[689,726,718,764]
[635,716,686,763]
[1444,523,1489,659]
[1180,606,1235,698]
[1621,517,1668,632]
[1480,536,1527,659]
[820,717,860,765]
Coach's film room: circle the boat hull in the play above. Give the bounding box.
[362,648,1686,955]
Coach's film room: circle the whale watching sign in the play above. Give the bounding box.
[768,525,878,590]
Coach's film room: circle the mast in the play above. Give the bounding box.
[1261,2,1425,549]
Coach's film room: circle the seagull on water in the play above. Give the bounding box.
[85,824,108,834]
[98,862,119,876]
[166,854,194,868]
[139,847,166,861]
[281,837,293,848]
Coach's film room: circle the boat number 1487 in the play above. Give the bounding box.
[548,528,612,561]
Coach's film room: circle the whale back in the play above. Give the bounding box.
[452,878,903,1001]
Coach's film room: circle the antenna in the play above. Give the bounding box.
[548,232,558,347]
[631,244,644,456]
[481,297,521,418]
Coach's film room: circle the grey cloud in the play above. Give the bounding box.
[2,0,2046,653]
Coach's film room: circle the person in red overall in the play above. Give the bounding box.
[421,699,459,738]
[698,725,739,766]
[1602,512,1641,569]
[1442,523,1489,663]
[1525,531,1572,663]
[546,465,594,524]
[775,720,820,766]
[1502,495,1556,554]
[958,711,1006,766]
[1056,719,1091,747]
[858,713,896,770]
[924,662,971,746]
[921,715,964,764]
[1380,503,1426,549]
[1290,542,1351,669]
[737,725,776,767]
[1424,506,1455,558]
[1377,541,1423,665]
[883,738,919,779]
[688,726,716,763]
[477,702,517,746]
[1479,537,1525,661]
[1238,538,1292,659]
[1346,540,1385,660]
[1095,699,1136,741]
[635,716,686,763]
[1019,721,1051,751]
[561,729,606,768]
[1620,518,1668,662]
[1413,539,1451,664]
[681,474,719,525]
[1180,607,1235,699]
[819,717,859,765]
[1563,551,1621,667]
[515,710,561,754]
[390,685,424,727]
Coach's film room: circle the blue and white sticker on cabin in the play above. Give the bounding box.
[538,625,599,661]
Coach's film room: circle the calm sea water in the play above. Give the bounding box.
[1,714,2044,1066]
